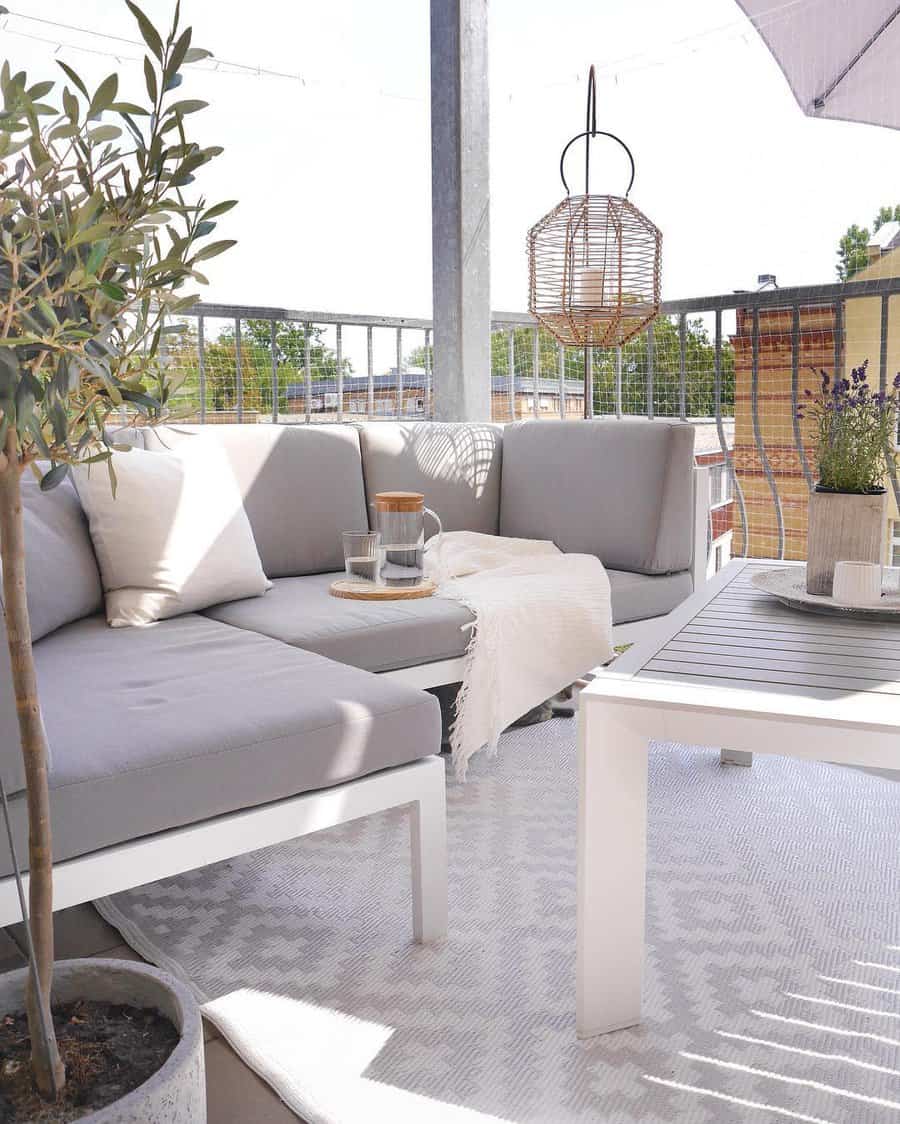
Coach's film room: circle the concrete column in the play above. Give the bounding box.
[430,0,491,422]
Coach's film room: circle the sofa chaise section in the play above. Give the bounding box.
[0,612,441,878]
[0,463,448,943]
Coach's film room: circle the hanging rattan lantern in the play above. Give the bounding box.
[527,67,662,415]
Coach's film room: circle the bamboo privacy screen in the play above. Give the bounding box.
[527,66,662,415]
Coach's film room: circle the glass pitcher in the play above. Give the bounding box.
[371,492,442,587]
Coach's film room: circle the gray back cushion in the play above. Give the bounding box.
[499,418,696,574]
[0,470,103,792]
[358,422,503,537]
[141,424,368,576]
[4,471,105,642]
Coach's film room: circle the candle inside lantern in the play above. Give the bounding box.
[572,267,606,309]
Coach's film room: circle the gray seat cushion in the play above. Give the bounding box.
[0,614,440,875]
[358,422,503,536]
[499,418,696,575]
[607,568,692,625]
[141,424,368,576]
[204,573,474,672]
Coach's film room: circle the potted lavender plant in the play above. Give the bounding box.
[799,361,900,595]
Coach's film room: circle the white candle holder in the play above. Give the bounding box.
[831,560,883,606]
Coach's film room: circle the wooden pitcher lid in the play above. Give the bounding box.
[374,491,424,512]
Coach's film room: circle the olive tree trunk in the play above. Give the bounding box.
[0,434,64,1099]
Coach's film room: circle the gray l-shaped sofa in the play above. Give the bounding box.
[0,418,703,937]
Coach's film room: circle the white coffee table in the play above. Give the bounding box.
[577,558,900,1039]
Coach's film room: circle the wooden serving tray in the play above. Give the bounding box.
[329,578,437,601]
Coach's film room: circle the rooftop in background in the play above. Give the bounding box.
[869,222,900,255]
[692,421,734,457]
[284,372,587,401]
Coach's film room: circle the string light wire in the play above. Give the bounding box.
[0,0,817,100]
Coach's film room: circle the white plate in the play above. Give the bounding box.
[751,566,900,622]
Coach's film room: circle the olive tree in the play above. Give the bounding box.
[0,1,234,1098]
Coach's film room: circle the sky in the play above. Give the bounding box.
[4,0,900,325]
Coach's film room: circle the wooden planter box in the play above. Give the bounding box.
[806,488,886,596]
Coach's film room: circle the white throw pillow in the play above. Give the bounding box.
[74,441,270,627]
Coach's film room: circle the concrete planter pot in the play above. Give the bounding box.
[806,486,886,596]
[0,958,205,1123]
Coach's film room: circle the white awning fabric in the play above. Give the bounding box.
[736,0,900,130]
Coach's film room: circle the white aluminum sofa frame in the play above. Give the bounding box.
[0,755,448,944]
[0,467,708,940]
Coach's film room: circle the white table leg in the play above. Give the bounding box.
[409,756,448,943]
[577,699,649,1038]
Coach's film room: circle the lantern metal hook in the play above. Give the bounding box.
[585,64,597,191]
[558,64,636,197]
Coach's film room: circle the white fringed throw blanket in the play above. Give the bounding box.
[425,532,613,779]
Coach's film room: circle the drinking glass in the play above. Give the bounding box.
[342,531,382,584]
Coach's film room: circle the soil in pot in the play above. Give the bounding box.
[0,998,178,1123]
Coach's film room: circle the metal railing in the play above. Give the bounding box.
[165,275,900,565]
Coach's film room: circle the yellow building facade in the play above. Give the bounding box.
[842,247,900,566]
[731,238,900,565]
[731,305,836,560]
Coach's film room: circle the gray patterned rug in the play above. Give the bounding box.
[96,720,899,1123]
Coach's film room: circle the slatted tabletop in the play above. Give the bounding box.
[633,561,900,702]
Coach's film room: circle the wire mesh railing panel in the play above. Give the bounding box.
[165,277,900,570]
[397,327,433,420]
[590,349,616,416]
[845,293,900,514]
[237,319,278,420]
[562,346,589,417]
[166,316,246,423]
[160,317,203,420]
[269,320,318,423]
[647,315,684,419]
[338,325,367,422]
[488,325,579,421]
[731,302,834,561]
[617,334,652,417]
[163,314,441,425]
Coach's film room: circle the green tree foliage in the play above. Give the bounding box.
[873,204,900,232]
[408,318,734,418]
[408,329,561,384]
[0,1,232,1097]
[592,316,734,418]
[838,223,871,281]
[243,318,350,375]
[167,319,351,416]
